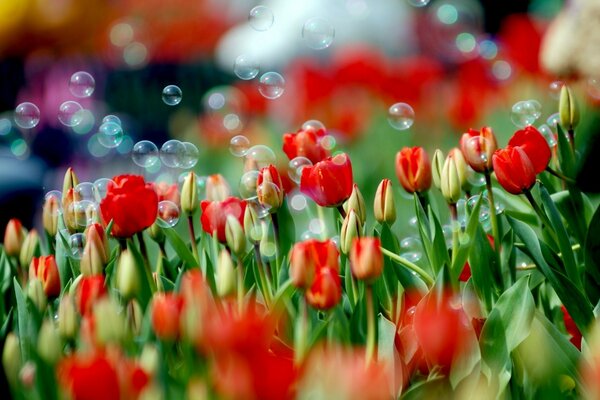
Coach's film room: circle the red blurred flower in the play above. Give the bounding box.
[151,292,184,341]
[200,197,246,243]
[507,126,551,174]
[460,126,498,172]
[289,239,339,290]
[205,174,231,202]
[395,147,432,194]
[282,126,330,164]
[499,14,545,75]
[300,153,353,207]
[150,181,180,205]
[350,237,383,283]
[257,164,284,211]
[77,275,107,315]
[58,352,120,400]
[100,175,158,238]
[492,146,537,195]
[29,255,61,298]
[561,305,582,349]
[3,218,25,257]
[305,267,342,310]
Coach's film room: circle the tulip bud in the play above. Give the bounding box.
[94,297,127,345]
[76,275,107,315]
[81,224,109,276]
[216,249,236,298]
[257,165,284,212]
[373,179,396,225]
[29,255,61,298]
[350,237,383,283]
[559,85,579,131]
[243,204,262,244]
[62,188,83,233]
[19,362,36,389]
[395,147,432,194]
[147,222,165,244]
[305,267,341,310]
[37,320,62,364]
[117,250,139,300]
[459,127,497,173]
[126,299,144,336]
[43,196,60,237]
[62,167,79,202]
[151,293,184,341]
[187,378,209,400]
[2,332,21,388]
[58,294,78,339]
[205,174,231,202]
[340,209,362,254]
[181,172,199,216]
[3,218,25,257]
[19,229,39,268]
[448,148,471,192]
[343,184,366,224]
[139,344,160,376]
[140,384,164,400]
[27,278,47,311]
[431,149,444,190]
[225,215,246,256]
[441,153,462,204]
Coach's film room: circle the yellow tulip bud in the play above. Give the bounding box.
[117,249,139,300]
[37,320,62,364]
[2,332,21,388]
[181,172,199,216]
[559,84,579,132]
[216,249,236,298]
[58,294,78,339]
[343,184,366,225]
[19,229,39,268]
[441,153,462,204]
[431,149,444,190]
[373,179,396,225]
[340,209,362,254]
[43,196,60,237]
[225,215,246,256]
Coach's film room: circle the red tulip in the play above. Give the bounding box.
[289,239,339,289]
[3,218,25,257]
[200,197,246,243]
[257,164,284,211]
[305,267,342,310]
[459,126,498,172]
[350,237,383,283]
[58,352,120,400]
[282,126,330,164]
[300,153,353,207]
[100,175,158,238]
[492,146,537,195]
[151,292,184,341]
[150,181,180,205]
[395,147,432,193]
[561,305,582,349]
[507,126,551,174]
[77,275,107,315]
[29,255,61,298]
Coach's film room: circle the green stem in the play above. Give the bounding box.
[271,212,281,287]
[568,128,575,153]
[366,285,376,364]
[253,244,272,306]
[187,216,200,266]
[380,247,433,286]
[546,166,576,184]
[485,171,502,273]
[136,232,157,293]
[295,297,308,365]
[417,191,429,212]
[317,206,329,239]
[523,189,558,245]
[449,203,459,266]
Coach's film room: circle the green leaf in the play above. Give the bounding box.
[414,195,435,274]
[493,276,535,352]
[377,314,399,395]
[162,227,198,270]
[468,224,497,310]
[584,204,600,287]
[401,376,451,399]
[126,241,153,310]
[451,194,483,281]
[428,207,451,273]
[14,278,31,360]
[479,308,512,396]
[556,123,576,178]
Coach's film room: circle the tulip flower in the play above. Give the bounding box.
[151,293,184,341]
[100,175,158,238]
[19,230,39,270]
[58,294,77,339]
[507,126,551,175]
[43,196,60,237]
[561,305,581,349]
[559,85,579,132]
[257,164,284,211]
[151,181,180,205]
[343,184,366,224]
[200,197,247,243]
[58,353,121,400]
[225,215,246,256]
[300,153,353,207]
[441,152,462,204]
[492,146,538,195]
[80,224,109,276]
[289,239,339,290]
[340,209,362,254]
[282,126,330,164]
[305,267,342,310]
[205,174,231,202]
[27,278,47,311]
[62,167,79,203]
[431,149,444,190]
[29,255,61,298]
[373,179,396,225]
[76,275,107,315]
[448,148,471,191]
[350,237,383,283]
[395,147,432,194]
[459,126,497,172]
[3,218,25,257]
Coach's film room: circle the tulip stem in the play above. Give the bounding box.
[271,212,282,283]
[380,247,433,286]
[417,192,429,213]
[449,204,459,267]
[365,285,376,364]
[484,171,504,282]
[237,259,244,315]
[523,190,558,245]
[568,128,575,152]
[546,167,575,184]
[295,297,309,365]
[136,232,157,293]
[253,244,272,306]
[317,206,329,239]
[187,216,200,266]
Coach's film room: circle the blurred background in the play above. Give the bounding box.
[2,0,598,238]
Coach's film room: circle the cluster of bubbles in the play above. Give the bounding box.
[510,100,542,128]
[387,102,415,130]
[131,139,199,171]
[162,85,182,106]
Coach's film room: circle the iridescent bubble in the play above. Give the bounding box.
[387,102,415,130]
[407,0,431,7]
[69,71,95,98]
[93,178,115,200]
[302,119,325,131]
[44,190,62,204]
[258,72,285,99]
[73,200,98,227]
[234,55,260,80]
[98,122,124,148]
[14,102,40,129]
[156,200,180,228]
[162,85,182,106]
[180,142,199,169]
[319,135,336,151]
[288,157,312,183]
[467,195,491,231]
[248,6,274,31]
[546,112,560,128]
[302,18,335,50]
[538,124,557,147]
[160,140,186,168]
[58,101,84,127]
[68,233,85,259]
[132,140,159,168]
[400,236,423,262]
[549,81,563,100]
[510,100,541,128]
[75,182,95,201]
[102,115,121,126]
[249,201,270,219]
[245,145,276,169]
[467,170,486,187]
[239,170,260,200]
[229,135,250,157]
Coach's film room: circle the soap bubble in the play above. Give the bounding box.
[388,103,415,130]
[400,236,423,262]
[546,112,560,128]
[302,18,335,50]
[75,182,95,201]
[510,100,542,128]
[538,124,557,147]
[14,102,41,129]
[162,85,182,106]
[245,145,276,169]
[69,71,95,98]
[179,142,199,169]
[160,140,186,168]
[302,119,326,131]
[288,157,312,183]
[58,101,84,127]
[407,0,431,7]
[229,135,250,157]
[239,170,260,200]
[156,201,180,228]
[93,178,115,200]
[234,55,260,80]
[68,233,85,259]
[102,115,121,126]
[132,140,159,168]
[249,6,274,31]
[98,122,124,148]
[548,81,563,100]
[258,72,285,99]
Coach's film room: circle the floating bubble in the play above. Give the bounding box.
[68,233,85,259]
[319,135,336,151]
[538,124,556,147]
[102,115,121,126]
[309,218,324,235]
[467,170,486,187]
[156,201,180,228]
[302,18,335,50]
[548,81,563,100]
[400,236,423,263]
[408,216,418,230]
[116,135,133,155]
[288,157,312,183]
[202,86,248,135]
[510,100,541,128]
[302,119,325,131]
[58,101,84,127]
[14,102,40,129]
[75,182,95,201]
[464,135,494,166]
[467,195,491,231]
[71,109,95,135]
[132,140,159,168]
[387,102,415,130]
[98,122,124,148]
[69,71,95,98]
[93,178,115,200]
[180,142,199,169]
[73,200,98,227]
[44,190,62,204]
[160,140,186,168]
[245,145,276,169]
[239,170,260,200]
[249,6,274,31]
[407,0,431,7]
[290,191,307,212]
[258,72,285,99]
[162,85,182,106]
[234,55,260,80]
[229,135,250,157]
[546,112,560,128]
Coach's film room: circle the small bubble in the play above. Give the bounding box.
[98,122,124,148]
[234,55,260,80]
[290,191,307,212]
[387,102,415,130]
[288,157,312,183]
[258,72,285,99]
[75,182,95,201]
[492,60,512,81]
[93,178,115,200]
[302,119,325,131]
[229,135,250,157]
[467,170,486,187]
[239,170,260,200]
[400,236,423,262]
[102,115,121,126]
[319,135,336,151]
[546,112,560,128]
[407,0,430,7]
[58,101,84,127]
[587,78,600,100]
[467,195,491,231]
[180,142,199,169]
[14,102,40,129]
[132,140,159,168]
[156,201,180,228]
[246,145,276,169]
[549,81,563,100]
[74,200,98,227]
[45,190,62,204]
[160,140,186,168]
[162,85,182,106]
[538,124,557,147]
[68,233,85,259]
[302,18,335,50]
[69,71,95,98]
[510,100,542,128]
[249,6,274,31]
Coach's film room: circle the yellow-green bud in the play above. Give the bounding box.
[62,167,79,203]
[37,320,62,364]
[62,189,83,233]
[243,204,262,244]
[140,384,164,400]
[432,149,444,190]
[216,249,236,298]
[441,153,462,204]
[80,226,108,276]
[187,378,209,400]
[225,215,246,256]
[559,84,579,131]
[27,278,47,311]
[94,297,127,345]
[448,148,471,192]
[373,179,396,225]
[181,172,199,216]
[2,332,21,388]
[340,209,362,254]
[343,184,366,224]
[3,218,26,257]
[126,299,143,336]
[19,229,39,268]
[58,294,78,340]
[148,222,165,244]
[139,344,159,376]
[43,196,60,237]
[117,249,139,300]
